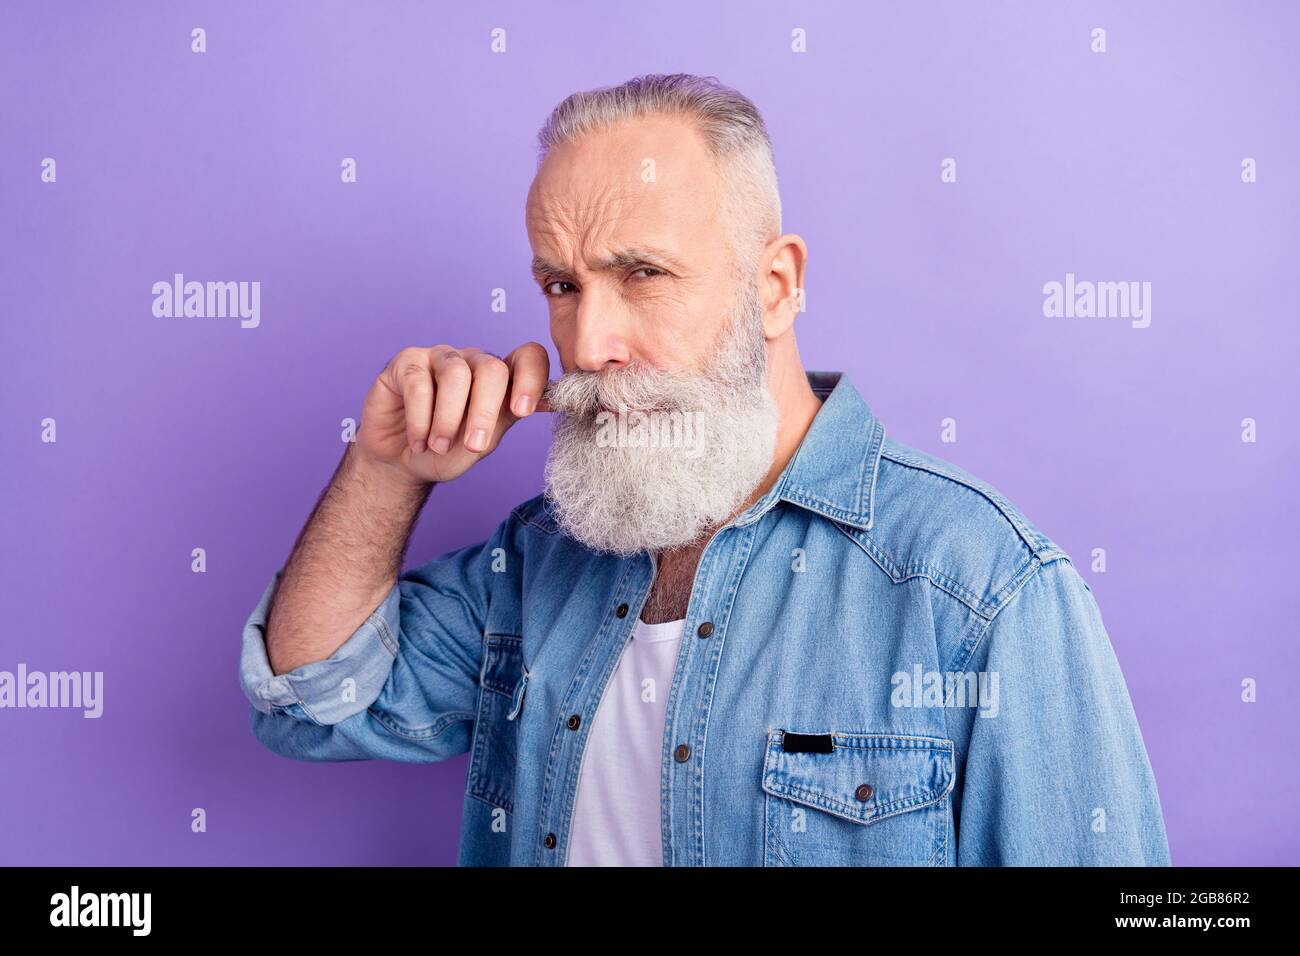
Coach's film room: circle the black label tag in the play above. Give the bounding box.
[781,731,834,753]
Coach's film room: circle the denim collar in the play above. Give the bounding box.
[734,370,886,532]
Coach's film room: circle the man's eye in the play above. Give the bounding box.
[630,267,664,280]
[543,280,576,297]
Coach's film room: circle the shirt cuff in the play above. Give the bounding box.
[239,567,401,725]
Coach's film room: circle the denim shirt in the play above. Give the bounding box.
[239,370,1172,866]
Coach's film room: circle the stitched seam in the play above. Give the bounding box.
[986,554,1039,610]
[833,523,996,618]
[372,612,399,656]
[368,707,474,741]
[936,551,1044,676]
[292,697,321,725]
[948,556,1051,676]
[879,447,1043,553]
[535,559,643,865]
[465,789,514,813]
[854,424,871,521]
[864,421,886,528]
[511,498,559,534]
[688,519,760,865]
[895,564,991,616]
[831,520,898,579]
[764,811,798,866]
[928,799,949,866]
[782,490,870,527]
[767,781,950,825]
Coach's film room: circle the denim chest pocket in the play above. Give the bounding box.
[467,634,526,815]
[761,731,955,866]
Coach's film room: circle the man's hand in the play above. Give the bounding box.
[356,343,552,486]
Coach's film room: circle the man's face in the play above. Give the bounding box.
[525,113,740,376]
[525,115,780,556]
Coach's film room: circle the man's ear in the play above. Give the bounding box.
[760,234,808,339]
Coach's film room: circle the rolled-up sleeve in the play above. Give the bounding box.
[240,567,401,724]
[952,557,1172,865]
[238,516,510,764]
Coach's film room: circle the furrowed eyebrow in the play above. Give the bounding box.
[530,255,565,279]
[530,247,684,281]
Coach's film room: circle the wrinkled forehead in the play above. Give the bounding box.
[525,115,723,256]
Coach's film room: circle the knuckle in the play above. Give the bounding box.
[437,358,472,385]
[392,352,426,380]
[515,341,546,364]
[400,361,428,382]
[395,345,424,366]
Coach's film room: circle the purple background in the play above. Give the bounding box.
[2,1,1297,866]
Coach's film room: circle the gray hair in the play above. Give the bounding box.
[535,73,783,278]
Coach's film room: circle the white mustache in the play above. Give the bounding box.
[543,361,704,418]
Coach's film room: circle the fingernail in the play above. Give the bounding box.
[514,395,534,416]
[467,429,488,451]
[412,439,427,454]
[432,436,451,454]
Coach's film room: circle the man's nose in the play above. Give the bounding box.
[571,291,632,372]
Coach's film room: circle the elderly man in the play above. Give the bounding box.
[239,73,1171,867]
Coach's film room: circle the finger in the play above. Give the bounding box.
[389,348,435,453]
[428,346,473,455]
[504,342,551,417]
[462,350,511,453]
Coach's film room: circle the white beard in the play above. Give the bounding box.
[541,278,779,556]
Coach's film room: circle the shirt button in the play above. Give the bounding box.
[696,621,714,638]
[855,783,874,802]
[543,832,557,848]
[566,714,581,730]
[615,603,629,618]
[674,743,691,763]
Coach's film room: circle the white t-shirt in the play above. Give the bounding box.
[566,615,685,866]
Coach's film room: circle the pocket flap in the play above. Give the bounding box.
[761,731,955,826]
